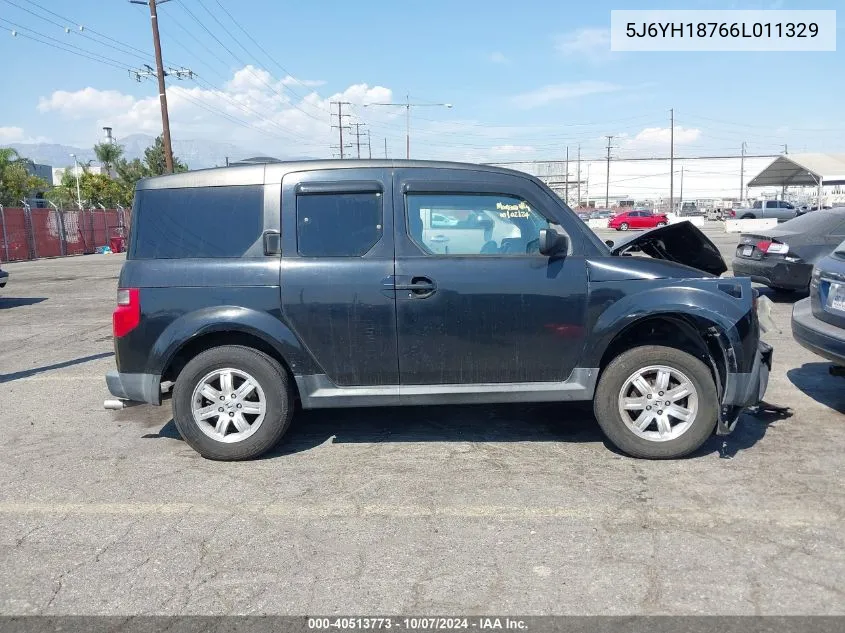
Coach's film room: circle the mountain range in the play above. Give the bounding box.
[8,134,300,170]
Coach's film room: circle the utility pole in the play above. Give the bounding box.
[384,138,388,158]
[351,123,366,159]
[564,146,569,206]
[679,165,684,205]
[740,141,747,205]
[669,108,674,214]
[364,95,452,159]
[576,144,581,207]
[366,131,372,159]
[130,0,174,173]
[604,135,614,209]
[782,144,788,155]
[330,101,351,159]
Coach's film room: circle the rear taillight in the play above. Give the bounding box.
[113,288,140,337]
[811,267,821,291]
[756,240,789,255]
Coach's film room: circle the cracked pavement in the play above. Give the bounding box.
[1,226,843,615]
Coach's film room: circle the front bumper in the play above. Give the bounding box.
[732,258,812,291]
[718,340,773,435]
[106,370,162,405]
[792,297,845,366]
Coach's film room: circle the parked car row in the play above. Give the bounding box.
[731,209,845,293]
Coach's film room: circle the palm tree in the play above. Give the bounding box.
[93,142,124,173]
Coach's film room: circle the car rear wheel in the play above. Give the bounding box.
[172,345,294,460]
[619,222,629,231]
[741,214,755,220]
[656,221,667,227]
[594,345,718,459]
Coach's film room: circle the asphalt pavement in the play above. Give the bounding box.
[1,224,843,615]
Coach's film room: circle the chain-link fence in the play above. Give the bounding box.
[0,206,131,263]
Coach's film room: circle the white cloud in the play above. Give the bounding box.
[35,71,392,157]
[489,144,535,156]
[37,87,135,119]
[489,51,510,64]
[281,76,325,87]
[0,126,51,144]
[555,28,612,62]
[624,126,701,149]
[512,80,621,109]
[0,126,26,142]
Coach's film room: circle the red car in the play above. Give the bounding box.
[608,210,669,231]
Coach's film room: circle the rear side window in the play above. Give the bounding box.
[131,185,264,259]
[296,192,383,257]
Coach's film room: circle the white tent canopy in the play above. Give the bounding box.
[748,153,845,187]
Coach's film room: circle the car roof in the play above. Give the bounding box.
[135,159,537,190]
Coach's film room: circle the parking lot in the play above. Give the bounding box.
[1,222,844,615]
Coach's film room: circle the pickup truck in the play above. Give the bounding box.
[104,159,771,461]
[737,200,799,221]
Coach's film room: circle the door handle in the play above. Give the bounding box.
[394,276,437,298]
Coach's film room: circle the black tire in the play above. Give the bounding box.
[656,221,667,227]
[593,345,718,459]
[741,214,755,220]
[172,345,294,460]
[619,222,629,231]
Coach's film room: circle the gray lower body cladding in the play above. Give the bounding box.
[295,367,599,409]
[106,371,162,406]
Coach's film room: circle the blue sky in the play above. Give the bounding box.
[0,0,842,164]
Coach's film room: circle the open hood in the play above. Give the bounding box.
[608,222,728,276]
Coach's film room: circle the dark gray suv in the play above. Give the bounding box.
[105,160,771,460]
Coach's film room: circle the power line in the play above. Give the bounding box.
[175,0,329,126]
[14,0,153,58]
[1,18,133,71]
[210,0,324,106]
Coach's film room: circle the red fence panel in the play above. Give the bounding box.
[0,208,32,262]
[29,208,63,258]
[0,207,131,262]
[60,210,87,256]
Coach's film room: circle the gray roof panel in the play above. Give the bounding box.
[136,159,534,190]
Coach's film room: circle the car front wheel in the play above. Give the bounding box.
[172,345,294,460]
[593,345,718,459]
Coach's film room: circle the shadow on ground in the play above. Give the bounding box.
[787,362,845,413]
[0,351,114,383]
[697,405,793,459]
[0,297,47,309]
[147,400,777,460]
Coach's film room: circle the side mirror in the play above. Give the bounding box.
[538,228,568,257]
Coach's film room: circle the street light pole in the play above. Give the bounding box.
[70,153,83,210]
[364,95,452,159]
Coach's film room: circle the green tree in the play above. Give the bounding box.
[93,142,124,173]
[0,147,49,206]
[115,157,148,206]
[143,135,188,175]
